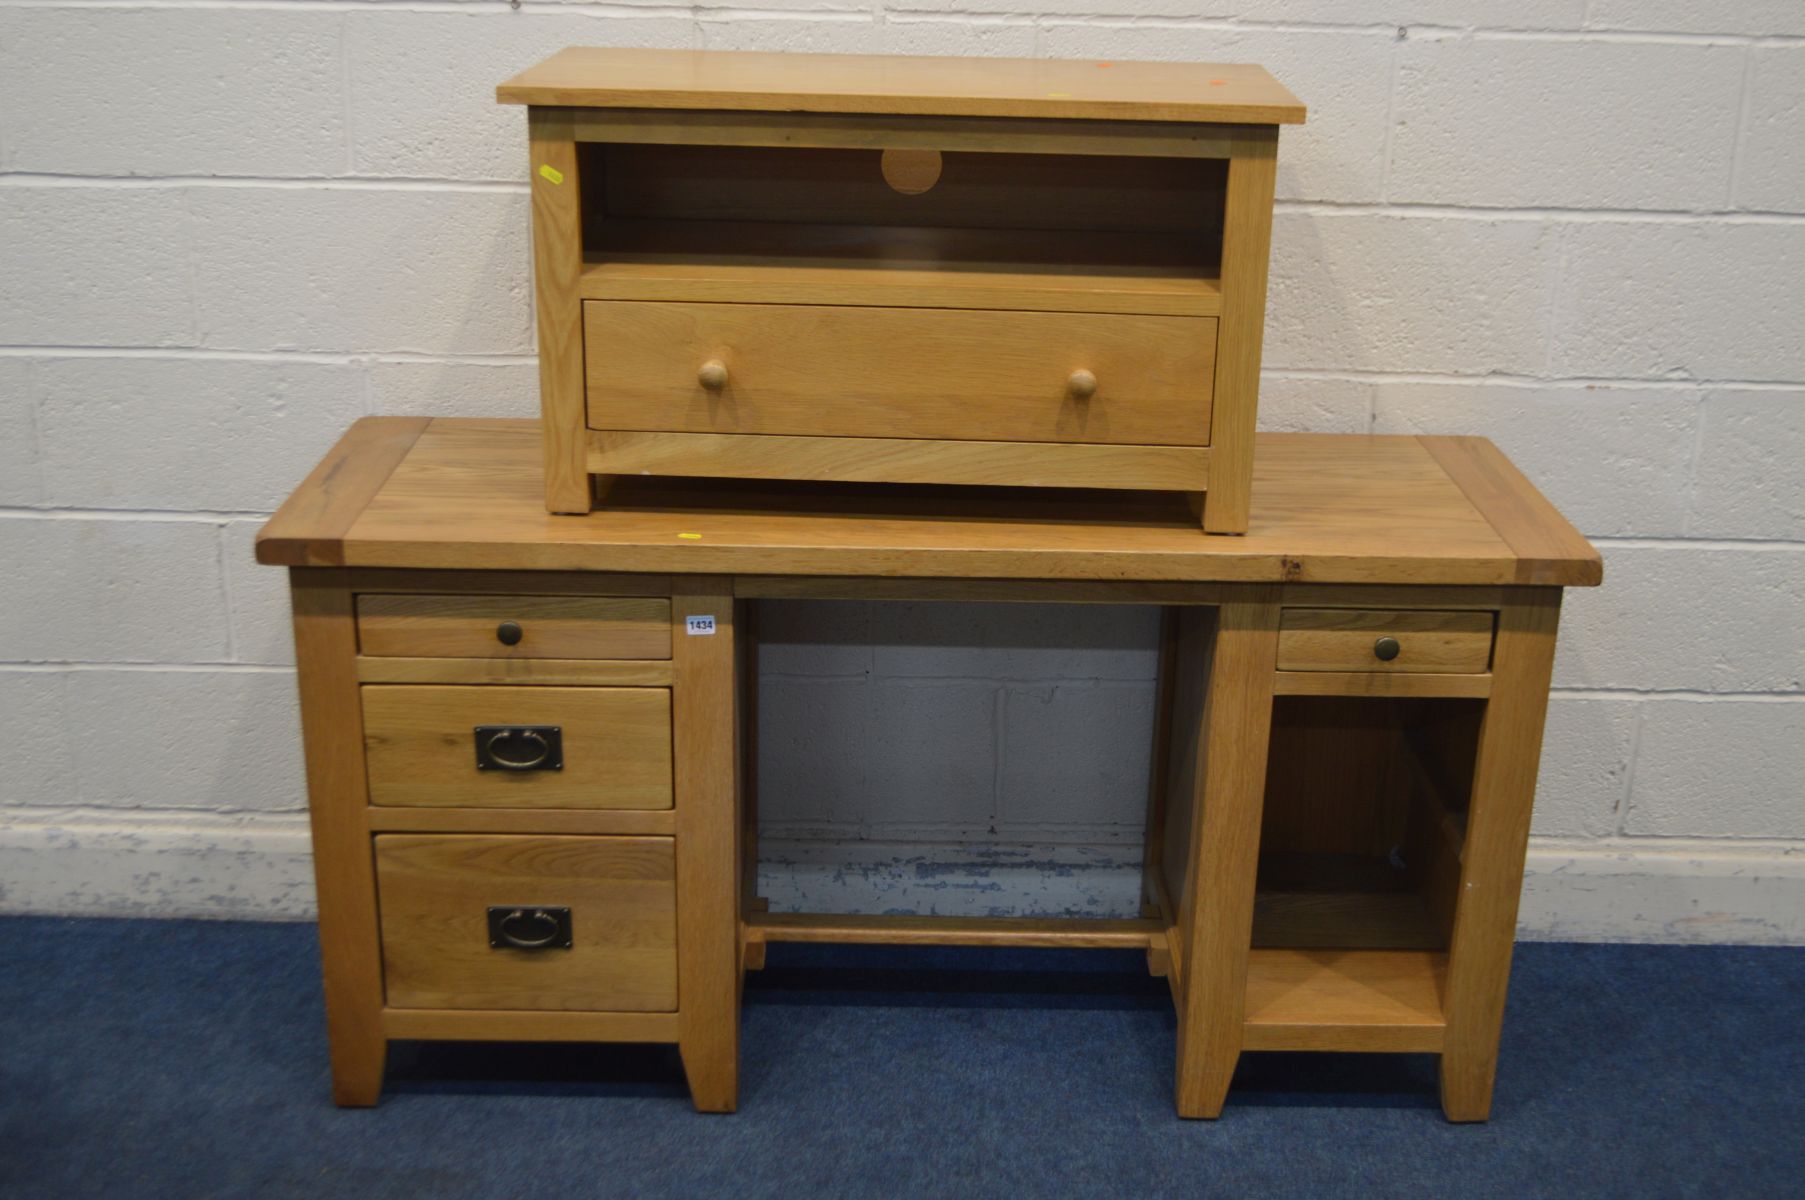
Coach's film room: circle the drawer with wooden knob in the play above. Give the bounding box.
[356,594,671,660]
[1277,609,1495,674]
[375,834,677,1012]
[582,299,1216,446]
[362,685,673,809]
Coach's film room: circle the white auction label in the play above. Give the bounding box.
[685,615,718,636]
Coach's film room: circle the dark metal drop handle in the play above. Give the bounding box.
[487,906,572,950]
[486,729,548,769]
[474,725,563,772]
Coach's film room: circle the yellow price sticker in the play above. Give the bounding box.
[537,164,564,185]
[677,532,703,540]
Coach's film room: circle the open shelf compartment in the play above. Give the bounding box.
[575,141,1225,316]
[1244,695,1482,1052]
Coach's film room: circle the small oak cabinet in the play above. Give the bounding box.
[497,47,1304,532]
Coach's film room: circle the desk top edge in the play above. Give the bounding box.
[255,419,1601,589]
[496,47,1307,125]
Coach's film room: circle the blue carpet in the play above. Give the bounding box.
[1,917,1801,1198]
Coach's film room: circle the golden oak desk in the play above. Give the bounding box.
[257,418,1601,1121]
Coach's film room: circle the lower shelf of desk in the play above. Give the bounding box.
[1243,948,1446,1054]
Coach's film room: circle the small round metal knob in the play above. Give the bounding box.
[698,359,729,390]
[1373,636,1401,662]
[1068,369,1098,400]
[496,620,523,646]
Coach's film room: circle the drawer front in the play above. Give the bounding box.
[376,834,677,1012]
[584,300,1215,446]
[358,594,671,660]
[1278,609,1494,674]
[363,685,673,809]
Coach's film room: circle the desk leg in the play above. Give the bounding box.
[290,570,387,1106]
[1439,588,1562,1121]
[1172,590,1281,1118]
[673,583,742,1113]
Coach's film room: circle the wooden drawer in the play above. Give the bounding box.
[583,300,1216,446]
[362,685,673,809]
[357,594,670,660]
[375,834,677,1012]
[1278,609,1494,674]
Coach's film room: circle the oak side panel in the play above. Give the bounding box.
[1159,608,1215,934]
[1203,127,1279,534]
[671,581,742,1112]
[529,107,593,513]
[288,569,387,1105]
[1140,609,1180,923]
[1173,587,1282,1117]
[1439,588,1563,1121]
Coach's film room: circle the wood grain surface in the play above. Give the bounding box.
[498,48,1306,124]
[256,420,1603,587]
[375,834,677,1012]
[362,684,673,810]
[356,594,671,660]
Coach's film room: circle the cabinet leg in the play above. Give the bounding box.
[679,1035,740,1114]
[1169,592,1281,1119]
[1175,1011,1236,1119]
[1437,589,1563,1124]
[1438,1057,1494,1123]
[528,108,592,516]
[328,1027,388,1108]
[290,571,390,1109]
[673,583,745,1115]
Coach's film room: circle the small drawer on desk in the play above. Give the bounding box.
[357,594,671,660]
[584,300,1216,446]
[1278,609,1494,674]
[362,685,673,809]
[375,834,677,1012]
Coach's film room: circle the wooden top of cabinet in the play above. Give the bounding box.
[256,418,1600,587]
[496,47,1306,125]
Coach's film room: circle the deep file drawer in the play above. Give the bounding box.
[375,834,678,1012]
[361,685,673,809]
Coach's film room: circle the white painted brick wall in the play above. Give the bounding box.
[2,3,1802,941]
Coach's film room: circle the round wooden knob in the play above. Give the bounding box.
[1068,369,1098,400]
[698,360,729,390]
[1374,636,1401,662]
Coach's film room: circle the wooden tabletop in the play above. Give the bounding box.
[256,419,1600,588]
[496,48,1306,125]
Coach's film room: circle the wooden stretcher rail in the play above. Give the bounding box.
[744,912,1166,950]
